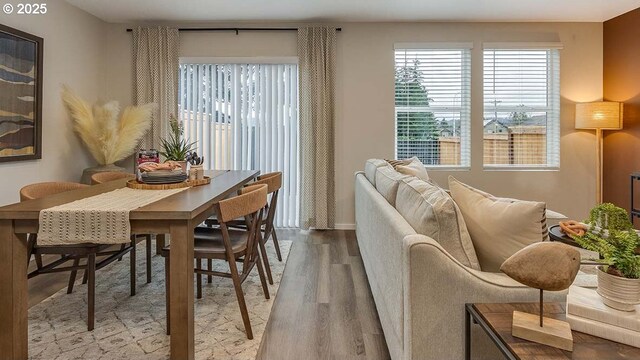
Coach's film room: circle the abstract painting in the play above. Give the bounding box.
[0,24,42,162]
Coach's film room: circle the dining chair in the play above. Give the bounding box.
[90,171,135,185]
[252,172,284,262]
[203,172,284,285]
[91,171,153,284]
[21,182,139,331]
[161,184,270,339]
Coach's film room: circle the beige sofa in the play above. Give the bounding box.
[354,169,568,360]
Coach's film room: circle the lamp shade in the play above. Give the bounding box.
[575,101,623,130]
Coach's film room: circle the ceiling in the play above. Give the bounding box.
[67,0,640,23]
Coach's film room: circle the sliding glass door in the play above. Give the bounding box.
[178,61,299,227]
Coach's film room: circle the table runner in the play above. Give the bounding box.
[38,187,187,245]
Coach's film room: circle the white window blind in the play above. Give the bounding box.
[483,47,560,168]
[394,45,471,168]
[178,63,299,227]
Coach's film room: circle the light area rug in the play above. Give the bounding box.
[28,239,291,360]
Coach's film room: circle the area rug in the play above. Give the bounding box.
[28,239,291,360]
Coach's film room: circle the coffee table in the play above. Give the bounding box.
[465,302,640,360]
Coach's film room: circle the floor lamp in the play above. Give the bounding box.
[575,101,623,204]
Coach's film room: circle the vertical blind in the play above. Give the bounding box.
[483,47,561,168]
[394,44,471,167]
[178,62,300,227]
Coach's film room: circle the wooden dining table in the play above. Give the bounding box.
[0,169,259,360]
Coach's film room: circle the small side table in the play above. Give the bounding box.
[465,302,640,360]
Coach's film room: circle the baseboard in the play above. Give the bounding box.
[334,223,356,230]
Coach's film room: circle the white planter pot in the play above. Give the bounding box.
[596,266,640,312]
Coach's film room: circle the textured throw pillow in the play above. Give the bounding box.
[364,159,391,186]
[448,176,548,272]
[385,158,412,168]
[396,157,429,181]
[396,177,480,270]
[375,165,411,207]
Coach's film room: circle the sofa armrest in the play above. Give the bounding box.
[402,234,566,360]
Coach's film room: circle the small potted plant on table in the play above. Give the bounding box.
[160,115,196,173]
[573,203,640,311]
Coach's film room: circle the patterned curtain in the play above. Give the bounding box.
[132,27,179,149]
[297,27,336,230]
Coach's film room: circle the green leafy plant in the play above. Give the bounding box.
[159,115,196,161]
[573,203,640,279]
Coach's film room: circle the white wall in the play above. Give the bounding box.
[0,1,107,205]
[104,21,603,227]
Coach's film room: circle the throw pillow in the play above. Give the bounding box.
[364,159,391,186]
[396,177,481,270]
[448,176,547,272]
[396,158,429,181]
[375,165,411,207]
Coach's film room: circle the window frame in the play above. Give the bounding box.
[482,43,562,170]
[393,43,473,170]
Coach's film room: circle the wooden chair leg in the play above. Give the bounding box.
[156,234,165,255]
[26,234,36,266]
[67,257,80,294]
[196,258,202,299]
[228,257,253,339]
[164,255,170,336]
[207,259,212,284]
[87,253,96,331]
[118,243,126,261]
[146,235,152,284]
[255,251,270,300]
[257,232,274,285]
[272,228,283,262]
[35,253,43,269]
[82,263,88,285]
[130,239,136,296]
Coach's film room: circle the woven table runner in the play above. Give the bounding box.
[38,187,187,245]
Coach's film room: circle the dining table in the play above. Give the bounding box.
[0,169,259,360]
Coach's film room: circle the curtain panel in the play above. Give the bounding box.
[132,27,179,149]
[297,27,336,230]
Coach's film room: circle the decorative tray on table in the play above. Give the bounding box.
[126,176,211,190]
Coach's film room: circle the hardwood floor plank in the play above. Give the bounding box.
[257,230,391,360]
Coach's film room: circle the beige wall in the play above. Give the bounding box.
[0,2,106,205]
[104,21,603,227]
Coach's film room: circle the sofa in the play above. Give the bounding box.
[354,162,571,360]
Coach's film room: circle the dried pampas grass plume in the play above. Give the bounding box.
[61,85,155,165]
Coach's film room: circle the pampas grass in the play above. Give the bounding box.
[61,86,155,165]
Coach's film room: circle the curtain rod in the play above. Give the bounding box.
[125,27,342,34]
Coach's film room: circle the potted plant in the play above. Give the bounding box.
[61,86,155,183]
[159,115,196,172]
[573,203,640,311]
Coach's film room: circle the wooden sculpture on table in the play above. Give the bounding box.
[500,242,581,351]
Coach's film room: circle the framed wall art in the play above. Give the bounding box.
[0,23,42,163]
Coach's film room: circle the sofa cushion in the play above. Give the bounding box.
[396,157,430,181]
[448,176,547,272]
[365,159,391,186]
[375,166,411,207]
[396,177,481,270]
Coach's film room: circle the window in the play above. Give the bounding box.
[483,45,561,168]
[394,44,471,168]
[178,60,299,227]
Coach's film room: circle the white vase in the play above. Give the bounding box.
[596,265,640,312]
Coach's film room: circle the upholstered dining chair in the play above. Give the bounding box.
[20,182,139,331]
[91,171,153,283]
[161,184,270,339]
